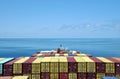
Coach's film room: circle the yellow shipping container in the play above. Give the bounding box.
[50,73,58,79]
[23,74,31,79]
[82,57,95,72]
[41,57,51,72]
[116,74,120,79]
[69,73,77,79]
[32,58,42,74]
[76,54,88,57]
[74,57,86,72]
[96,73,105,79]
[12,76,28,79]
[97,57,115,73]
[59,57,68,72]
[64,54,68,56]
[55,54,59,56]
[32,74,40,79]
[13,57,29,74]
[50,57,59,72]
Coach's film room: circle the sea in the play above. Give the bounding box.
[0,38,120,58]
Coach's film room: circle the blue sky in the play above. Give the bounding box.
[0,0,120,38]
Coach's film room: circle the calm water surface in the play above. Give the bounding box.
[0,38,120,58]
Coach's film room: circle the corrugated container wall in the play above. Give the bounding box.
[82,57,95,73]
[106,58,120,74]
[90,57,105,73]
[50,57,59,72]
[59,57,68,72]
[50,73,59,79]
[22,57,37,74]
[74,57,86,72]
[41,57,51,72]
[69,73,77,79]
[67,57,77,72]
[3,57,23,76]
[32,58,42,74]
[97,57,115,73]
[40,72,50,79]
[13,57,29,75]
[0,58,14,75]
[59,73,68,79]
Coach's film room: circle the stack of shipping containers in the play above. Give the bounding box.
[41,57,51,79]
[74,57,86,79]
[1,55,120,79]
[50,57,59,79]
[3,57,23,76]
[13,57,29,75]
[59,57,68,79]
[0,58,14,76]
[32,58,42,79]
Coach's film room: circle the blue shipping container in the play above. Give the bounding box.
[0,58,14,74]
[102,76,118,79]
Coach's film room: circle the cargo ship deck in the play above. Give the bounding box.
[0,48,120,79]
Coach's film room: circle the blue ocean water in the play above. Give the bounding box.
[0,38,120,58]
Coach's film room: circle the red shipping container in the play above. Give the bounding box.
[67,57,77,73]
[3,57,22,76]
[43,54,51,57]
[105,73,115,76]
[106,58,120,74]
[40,72,50,79]
[50,54,55,56]
[22,57,37,74]
[78,73,86,79]
[90,57,106,73]
[59,73,68,79]
[86,73,96,79]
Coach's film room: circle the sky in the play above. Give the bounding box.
[0,0,120,38]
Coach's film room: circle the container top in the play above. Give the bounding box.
[106,58,120,63]
[41,57,51,62]
[5,57,23,65]
[74,57,86,62]
[0,58,14,63]
[14,57,29,63]
[59,57,67,62]
[50,57,58,62]
[12,76,28,79]
[76,54,87,56]
[24,57,36,63]
[64,54,68,56]
[90,57,103,62]
[67,57,76,62]
[97,57,113,63]
[102,76,118,79]
[32,58,42,63]
[0,76,13,79]
[113,58,120,61]
[82,57,94,62]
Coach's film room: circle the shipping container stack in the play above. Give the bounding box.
[3,57,23,76]
[13,57,29,76]
[0,58,14,76]
[31,53,92,57]
[1,49,120,79]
